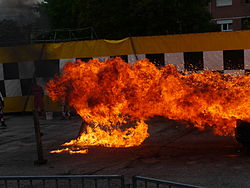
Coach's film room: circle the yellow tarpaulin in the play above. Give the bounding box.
[1,30,250,63]
[4,96,60,113]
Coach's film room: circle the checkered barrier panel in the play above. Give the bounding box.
[0,49,250,98]
[0,59,59,98]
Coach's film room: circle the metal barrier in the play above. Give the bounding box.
[132,176,205,188]
[0,175,205,188]
[0,175,125,188]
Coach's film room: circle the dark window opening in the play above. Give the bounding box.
[243,0,250,3]
[223,24,228,30]
[242,18,250,30]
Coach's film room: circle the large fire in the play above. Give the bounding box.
[46,58,250,154]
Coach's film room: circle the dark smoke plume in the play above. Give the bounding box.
[0,0,49,46]
[0,0,42,6]
[0,0,43,24]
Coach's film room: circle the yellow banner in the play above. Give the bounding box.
[1,30,250,63]
[4,96,60,113]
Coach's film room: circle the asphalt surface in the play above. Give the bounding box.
[0,114,249,188]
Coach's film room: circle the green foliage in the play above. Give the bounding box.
[40,0,219,39]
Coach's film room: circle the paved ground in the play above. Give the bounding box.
[0,113,249,188]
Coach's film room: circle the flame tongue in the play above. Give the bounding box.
[63,121,149,148]
[46,58,250,154]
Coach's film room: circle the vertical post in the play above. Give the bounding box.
[4,180,7,188]
[55,179,58,188]
[107,178,111,188]
[17,180,20,188]
[81,178,85,188]
[129,37,138,61]
[132,176,137,188]
[68,179,72,188]
[33,110,47,165]
[120,175,125,188]
[42,180,46,188]
[94,179,97,188]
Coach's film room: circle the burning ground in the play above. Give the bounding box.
[46,58,250,154]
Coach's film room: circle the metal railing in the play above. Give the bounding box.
[132,176,205,188]
[0,175,125,188]
[31,27,98,43]
[0,175,205,188]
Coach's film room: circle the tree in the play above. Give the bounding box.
[39,0,219,39]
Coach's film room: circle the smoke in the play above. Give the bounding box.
[0,0,44,24]
[0,0,48,46]
[0,0,43,7]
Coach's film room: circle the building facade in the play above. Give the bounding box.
[210,0,250,31]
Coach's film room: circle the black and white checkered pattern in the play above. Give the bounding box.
[0,59,60,97]
[0,49,250,97]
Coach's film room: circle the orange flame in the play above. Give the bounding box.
[50,148,88,154]
[63,121,149,148]
[46,58,250,154]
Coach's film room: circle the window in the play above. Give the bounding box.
[217,20,233,31]
[216,0,232,6]
[242,18,250,30]
[243,0,250,3]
